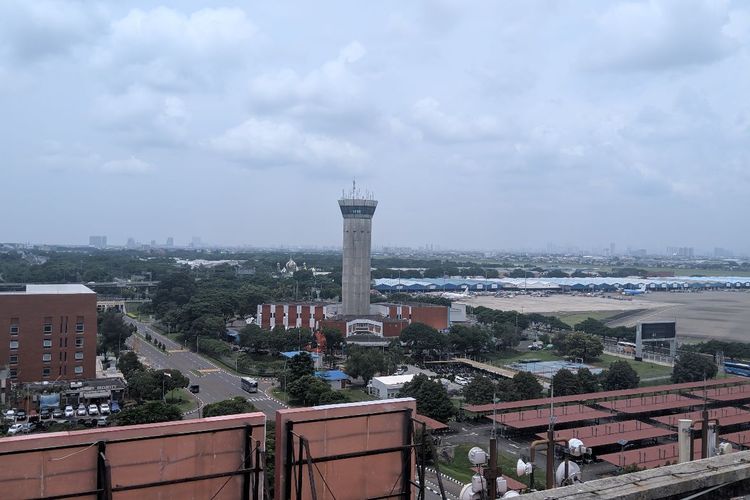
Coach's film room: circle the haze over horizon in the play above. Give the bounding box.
[2,1,750,254]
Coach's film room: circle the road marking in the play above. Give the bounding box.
[168,349,188,353]
[197,368,221,374]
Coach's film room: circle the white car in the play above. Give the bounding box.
[4,409,16,422]
[64,405,74,418]
[76,404,87,417]
[88,404,99,416]
[6,423,23,435]
[99,403,110,415]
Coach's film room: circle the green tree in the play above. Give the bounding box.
[576,368,601,394]
[399,374,455,423]
[601,361,640,390]
[400,323,445,360]
[551,369,580,396]
[157,369,190,393]
[462,375,497,405]
[117,351,144,379]
[492,322,521,350]
[322,327,344,354]
[127,370,160,401]
[345,347,385,385]
[562,333,603,362]
[203,397,257,417]
[116,401,182,426]
[672,352,718,383]
[239,324,268,352]
[188,315,226,345]
[97,309,136,356]
[287,375,346,406]
[510,372,543,401]
[448,325,493,356]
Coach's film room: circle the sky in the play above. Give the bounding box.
[2,1,750,254]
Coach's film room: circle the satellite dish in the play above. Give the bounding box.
[568,438,586,457]
[718,442,733,455]
[516,458,533,477]
[459,484,480,500]
[556,461,582,487]
[468,447,488,466]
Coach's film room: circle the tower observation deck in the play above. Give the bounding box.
[339,182,377,317]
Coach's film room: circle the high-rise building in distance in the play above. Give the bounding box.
[166,237,174,247]
[88,235,107,248]
[338,182,377,316]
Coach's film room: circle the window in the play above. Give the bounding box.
[43,317,52,334]
[75,316,84,332]
[43,339,52,348]
[9,341,19,350]
[74,366,83,374]
[42,353,51,362]
[9,369,17,378]
[9,355,17,364]
[75,338,84,347]
[10,318,19,334]
[42,368,51,377]
[75,351,83,360]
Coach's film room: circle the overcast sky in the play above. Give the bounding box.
[2,1,750,254]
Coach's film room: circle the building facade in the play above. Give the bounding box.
[0,285,97,383]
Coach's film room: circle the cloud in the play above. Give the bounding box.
[94,86,190,146]
[584,0,736,71]
[248,41,366,115]
[208,118,366,173]
[409,98,504,142]
[101,156,151,175]
[96,7,257,90]
[0,0,105,62]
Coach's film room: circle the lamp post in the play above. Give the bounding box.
[162,372,172,402]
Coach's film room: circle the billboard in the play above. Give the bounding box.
[640,322,677,340]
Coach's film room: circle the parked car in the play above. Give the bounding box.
[40,409,51,420]
[110,401,121,414]
[6,423,23,435]
[4,409,16,422]
[99,403,110,415]
[88,404,99,416]
[15,410,27,421]
[52,409,64,419]
[20,422,36,434]
[64,405,75,418]
[96,416,108,427]
[76,404,87,417]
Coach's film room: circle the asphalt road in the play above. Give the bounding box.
[123,317,286,419]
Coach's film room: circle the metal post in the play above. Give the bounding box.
[97,441,112,500]
[402,409,413,498]
[487,436,498,499]
[242,425,252,500]
[701,409,709,460]
[296,435,304,499]
[546,427,555,490]
[284,421,294,500]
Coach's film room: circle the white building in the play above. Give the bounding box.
[368,374,415,400]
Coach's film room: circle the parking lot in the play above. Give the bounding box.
[3,401,120,435]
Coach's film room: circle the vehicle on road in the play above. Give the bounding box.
[724,361,750,377]
[99,403,110,415]
[189,384,200,394]
[241,377,258,393]
[88,404,99,416]
[6,423,23,435]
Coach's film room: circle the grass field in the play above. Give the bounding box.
[272,387,375,406]
[557,310,620,327]
[439,443,543,489]
[166,388,200,414]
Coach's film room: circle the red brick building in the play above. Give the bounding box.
[0,284,97,383]
[257,301,449,338]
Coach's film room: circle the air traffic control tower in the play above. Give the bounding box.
[339,182,377,317]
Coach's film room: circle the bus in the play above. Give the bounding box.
[724,361,750,378]
[617,341,637,354]
[241,377,258,393]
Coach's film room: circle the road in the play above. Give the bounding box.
[123,317,286,418]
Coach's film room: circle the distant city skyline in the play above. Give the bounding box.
[2,2,750,254]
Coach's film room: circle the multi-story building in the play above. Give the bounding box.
[0,284,97,383]
[88,235,107,248]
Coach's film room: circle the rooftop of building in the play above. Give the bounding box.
[0,284,95,295]
[371,374,415,386]
[315,370,349,381]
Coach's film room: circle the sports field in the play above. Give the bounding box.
[463,291,750,342]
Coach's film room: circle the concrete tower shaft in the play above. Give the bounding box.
[339,190,377,317]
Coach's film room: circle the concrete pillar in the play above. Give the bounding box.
[678,419,693,463]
